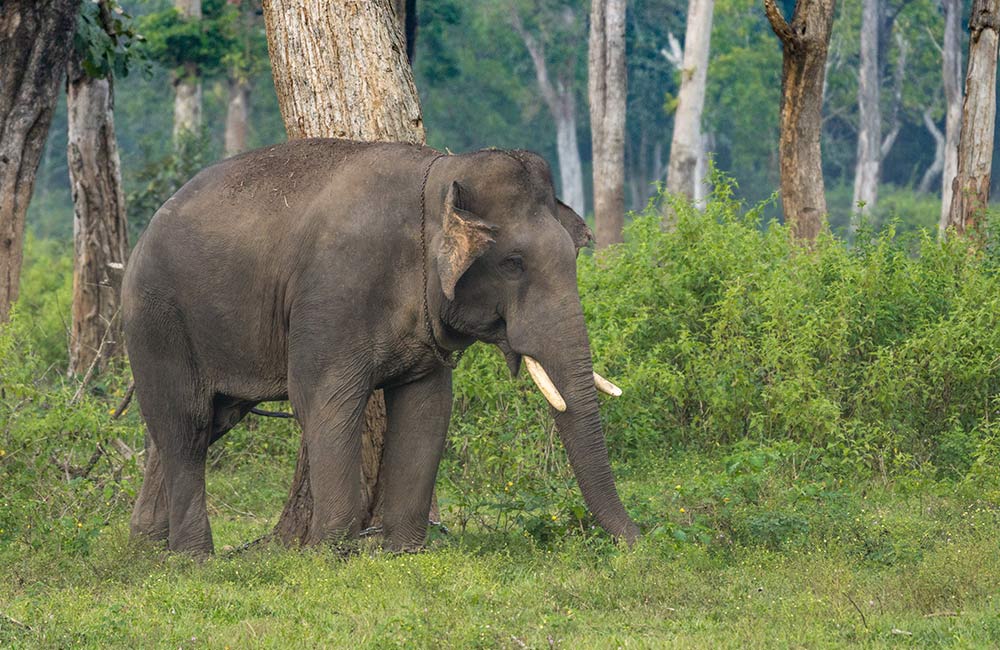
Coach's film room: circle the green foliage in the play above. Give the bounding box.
[74,0,147,79]
[446,180,1000,538]
[139,0,241,78]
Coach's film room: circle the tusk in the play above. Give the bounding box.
[593,372,622,397]
[523,356,567,412]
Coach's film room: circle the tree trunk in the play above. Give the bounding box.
[66,45,129,376]
[224,79,250,157]
[391,0,417,61]
[0,0,82,323]
[666,0,714,205]
[919,107,945,194]
[764,0,837,242]
[945,0,1000,237]
[852,0,880,213]
[511,11,586,216]
[262,0,425,546]
[940,0,964,234]
[173,0,202,142]
[588,0,627,248]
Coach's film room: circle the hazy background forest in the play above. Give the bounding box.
[26,0,989,243]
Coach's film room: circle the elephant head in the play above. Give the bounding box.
[427,150,640,543]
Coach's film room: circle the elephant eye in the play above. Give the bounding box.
[499,254,525,278]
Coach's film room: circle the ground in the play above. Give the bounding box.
[3,446,999,649]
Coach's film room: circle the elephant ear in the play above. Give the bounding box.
[438,181,498,300]
[555,199,594,254]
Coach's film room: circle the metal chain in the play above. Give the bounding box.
[419,152,463,369]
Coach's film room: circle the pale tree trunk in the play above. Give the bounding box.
[262,0,425,546]
[0,0,81,323]
[919,107,945,194]
[511,11,586,216]
[224,79,250,157]
[764,0,837,242]
[66,36,129,376]
[945,0,1000,237]
[666,0,714,206]
[940,0,964,234]
[880,32,907,161]
[852,0,880,213]
[694,132,712,207]
[588,0,627,248]
[173,0,202,141]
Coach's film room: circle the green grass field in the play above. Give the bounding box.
[3,442,1000,649]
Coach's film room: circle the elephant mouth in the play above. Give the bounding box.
[495,340,621,412]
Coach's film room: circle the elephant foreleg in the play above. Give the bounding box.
[379,367,453,552]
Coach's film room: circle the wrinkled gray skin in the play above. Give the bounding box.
[124,139,640,555]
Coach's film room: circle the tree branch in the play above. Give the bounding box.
[764,0,796,45]
[509,6,559,115]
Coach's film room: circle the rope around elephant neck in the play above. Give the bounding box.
[420,152,462,369]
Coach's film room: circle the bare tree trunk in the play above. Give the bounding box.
[919,108,945,194]
[0,0,81,323]
[852,0,880,213]
[511,11,586,216]
[262,0,425,546]
[666,0,714,205]
[66,42,129,375]
[173,0,202,142]
[224,79,250,157]
[694,132,713,208]
[764,0,837,242]
[391,0,417,61]
[880,32,907,162]
[588,0,627,248]
[945,0,1000,237]
[940,0,964,234]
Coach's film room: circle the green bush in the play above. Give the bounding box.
[446,179,1000,534]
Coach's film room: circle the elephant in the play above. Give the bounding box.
[122,138,640,555]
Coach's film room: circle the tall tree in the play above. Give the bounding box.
[852,0,880,212]
[945,0,1000,236]
[66,0,133,374]
[588,0,627,247]
[511,4,587,216]
[764,0,837,241]
[173,0,202,141]
[0,0,82,323]
[939,0,963,233]
[261,0,424,545]
[666,0,715,204]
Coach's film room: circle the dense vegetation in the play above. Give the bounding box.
[4,188,1000,646]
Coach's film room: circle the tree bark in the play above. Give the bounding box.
[764,0,837,242]
[852,0,880,213]
[391,0,417,61]
[588,0,627,248]
[945,0,1000,237]
[66,37,129,376]
[666,0,714,206]
[262,0,425,546]
[511,10,586,216]
[224,79,250,157]
[940,0,964,234]
[0,0,82,323]
[173,0,202,142]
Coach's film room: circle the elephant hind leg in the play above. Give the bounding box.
[130,435,169,544]
[129,396,251,545]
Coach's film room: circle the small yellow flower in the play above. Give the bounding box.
[675,484,681,490]
[108,409,116,415]
[679,508,686,513]
[77,522,83,528]
[551,515,557,521]
[723,497,730,503]
[0,449,5,456]
[506,481,513,487]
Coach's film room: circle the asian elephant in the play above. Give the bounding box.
[123,139,640,555]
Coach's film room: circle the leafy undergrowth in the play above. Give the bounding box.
[2,447,1000,649]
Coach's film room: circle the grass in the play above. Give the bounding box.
[3,439,1000,649]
